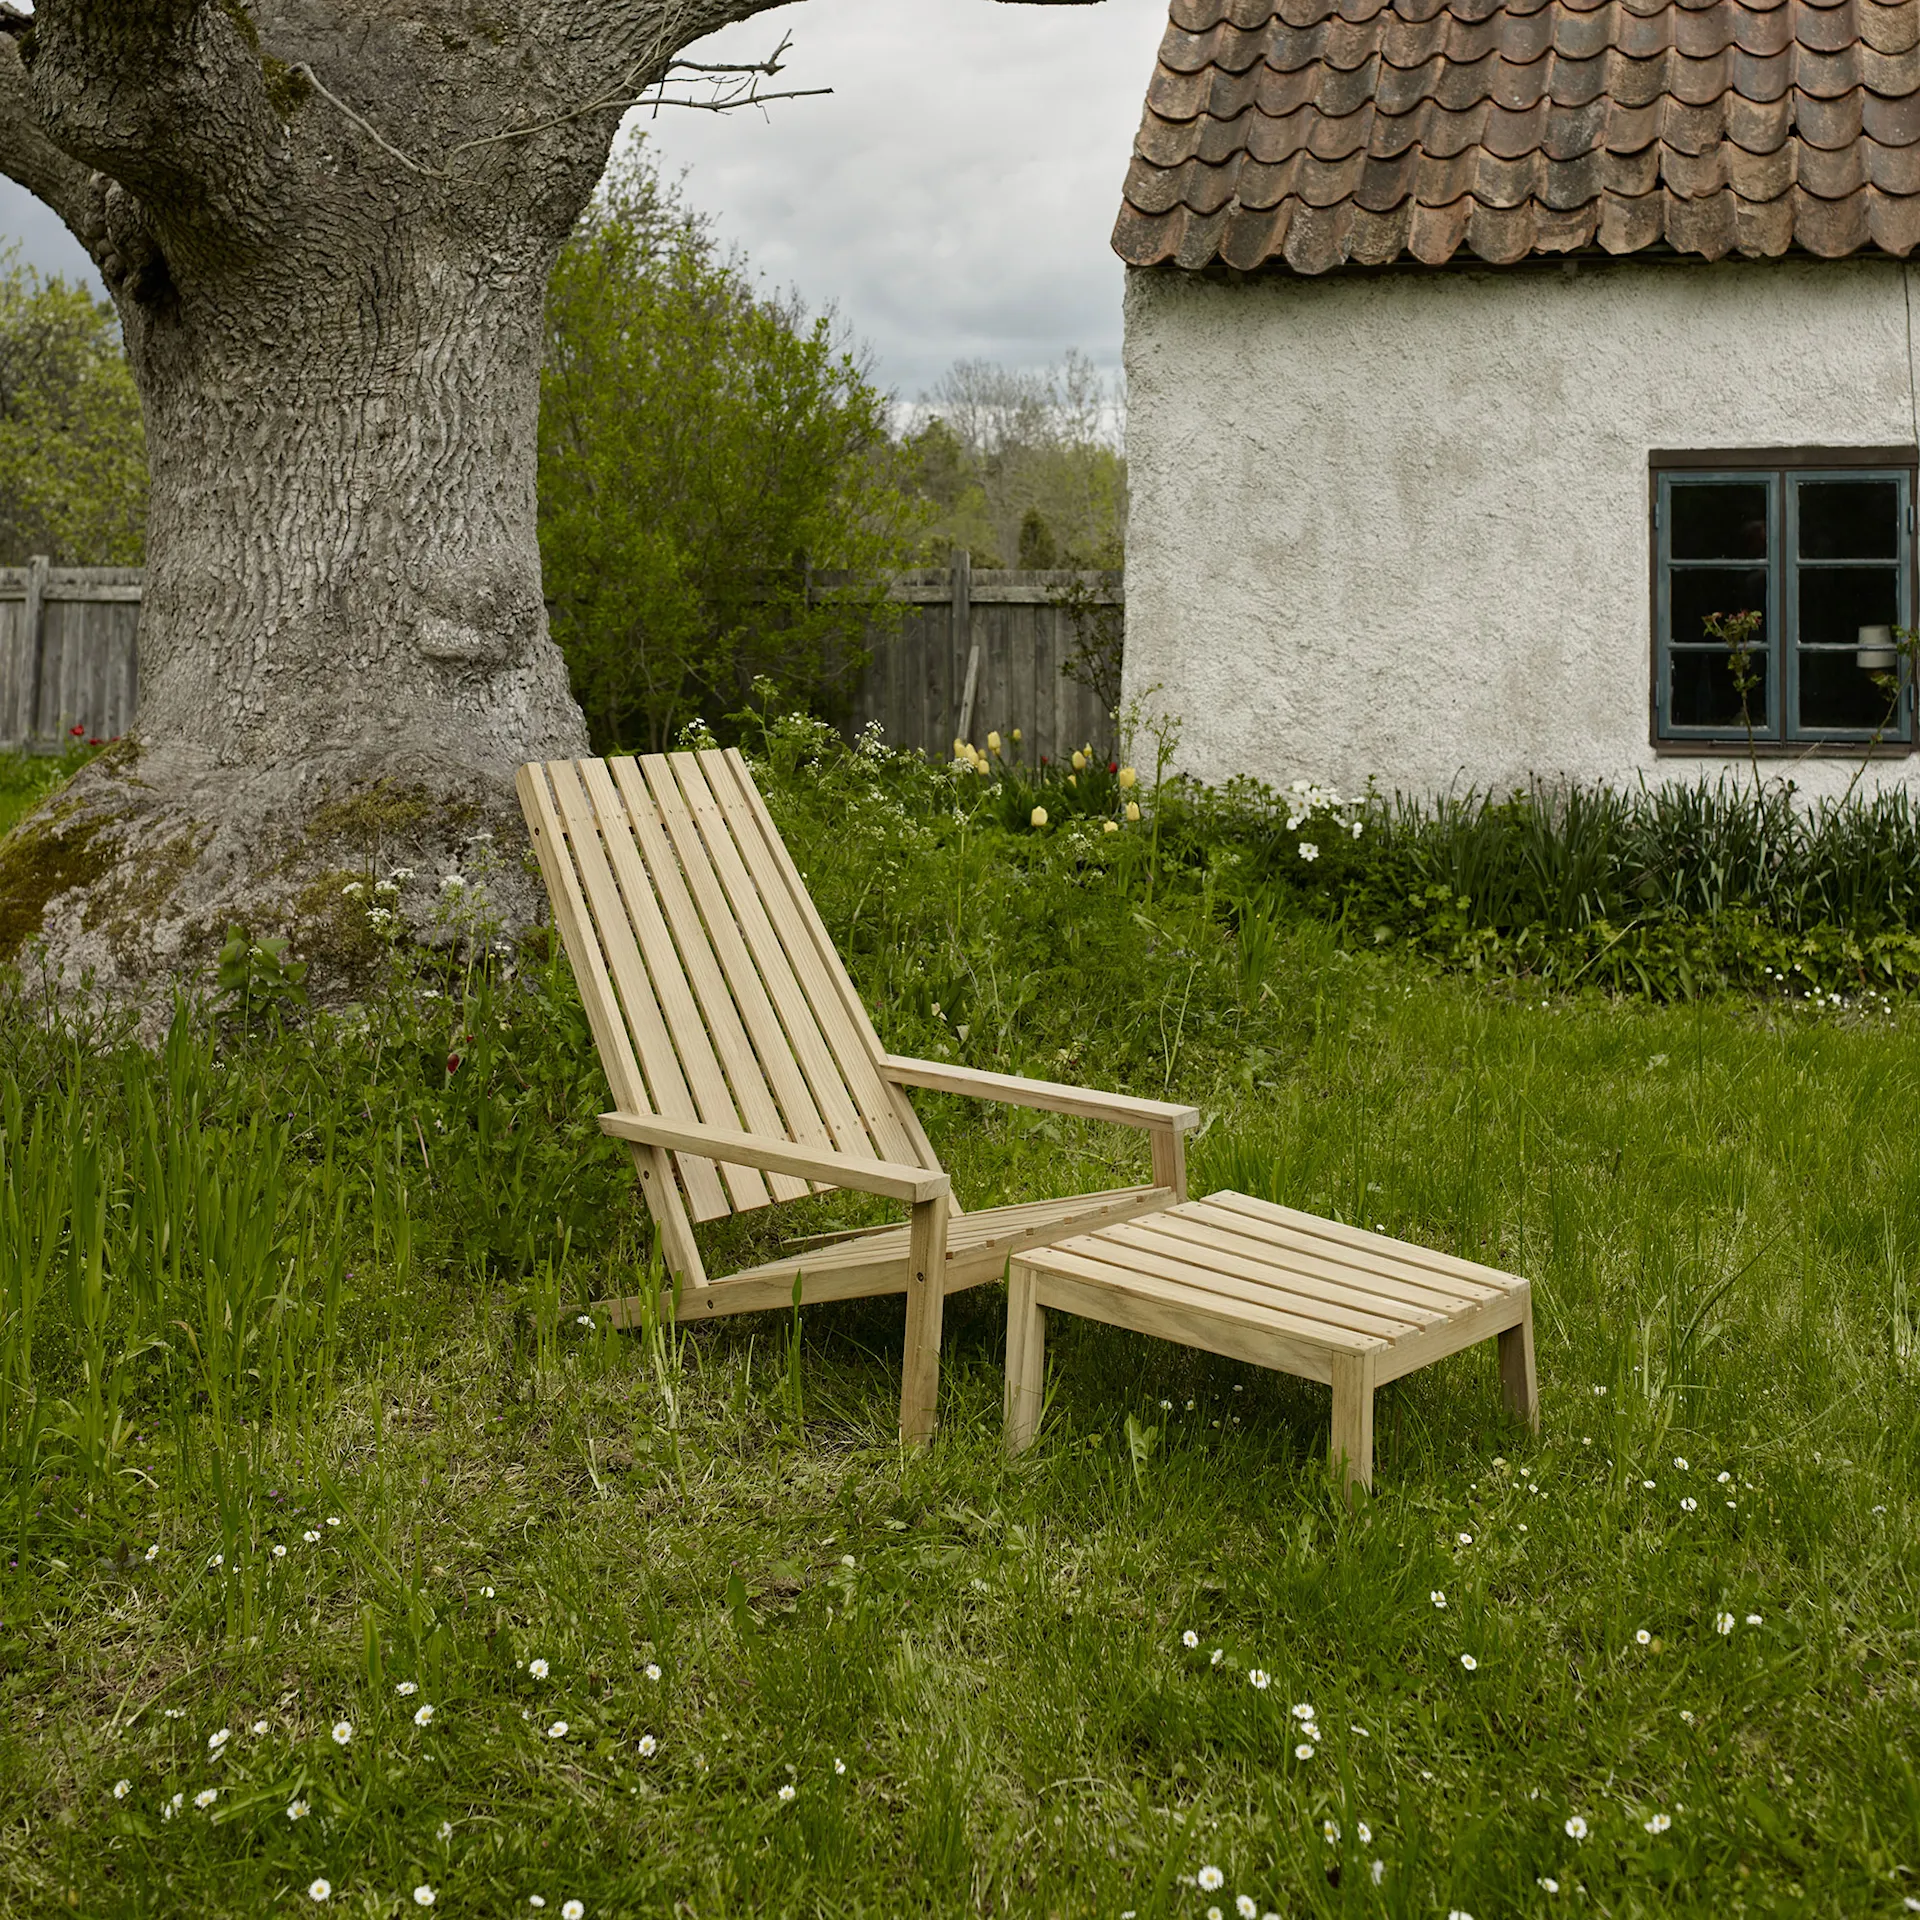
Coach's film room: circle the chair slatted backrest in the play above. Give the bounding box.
[518,750,936,1242]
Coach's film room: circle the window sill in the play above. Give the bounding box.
[1651,739,1916,759]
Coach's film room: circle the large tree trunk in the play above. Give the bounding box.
[0,0,771,1013]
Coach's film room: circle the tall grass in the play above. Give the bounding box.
[0,722,1917,1915]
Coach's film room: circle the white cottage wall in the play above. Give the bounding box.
[1122,255,1920,801]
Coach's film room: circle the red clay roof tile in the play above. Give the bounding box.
[1116,0,1920,268]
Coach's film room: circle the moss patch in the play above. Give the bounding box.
[0,801,114,963]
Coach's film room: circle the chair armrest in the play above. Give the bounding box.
[879,1055,1201,1134]
[598,1112,950,1206]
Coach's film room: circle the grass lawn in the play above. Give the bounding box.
[3,734,1918,1917]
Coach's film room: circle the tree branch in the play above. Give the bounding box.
[0,7,109,259]
[18,0,286,246]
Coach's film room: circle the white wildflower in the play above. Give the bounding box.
[1460,1653,1478,1671]
[1565,1815,1589,1840]
[1248,1669,1270,1690]
[638,1734,657,1757]
[1182,1629,1199,1648]
[396,1681,418,1696]
[1644,1812,1672,1834]
[1197,1867,1224,1891]
[414,1886,436,1907]
[1715,1612,1735,1635]
[777,1783,796,1804]
[331,1721,353,1745]
[112,1779,131,1799]
[414,1704,435,1727]
[309,1880,331,1903]
[287,1799,310,1820]
[529,1659,549,1680]
[1299,842,1319,862]
[547,1721,569,1740]
[194,1788,217,1810]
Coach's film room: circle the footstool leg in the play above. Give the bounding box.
[1330,1352,1375,1504]
[1499,1297,1538,1433]
[1005,1261,1046,1454]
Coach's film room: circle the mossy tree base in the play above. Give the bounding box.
[0,739,547,1022]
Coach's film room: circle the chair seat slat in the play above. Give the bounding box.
[547,761,733,1222]
[662,752,873,1160]
[699,749,922,1169]
[579,760,771,1213]
[606,757,810,1206]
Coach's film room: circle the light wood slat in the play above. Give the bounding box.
[1125,1215,1449,1332]
[547,763,733,1222]
[1149,1209,1485,1315]
[881,1054,1201,1131]
[1374,1289,1528,1386]
[631,753,840,1161]
[663,752,873,1158]
[598,1112,948,1203]
[716,748,949,1183]
[605,757,810,1205]
[515,766,706,1289]
[1036,1241,1384,1354]
[1032,1258,1341,1381]
[579,760,770,1213]
[715,1184,1176,1287]
[1062,1230,1422,1343]
[700,749,921,1168]
[1207,1191,1521,1295]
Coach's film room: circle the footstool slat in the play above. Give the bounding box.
[1128,1217,1454,1330]
[1006,1190,1538,1501]
[1073,1224,1431,1341]
[1032,1248,1380,1358]
[1209,1192,1519,1294]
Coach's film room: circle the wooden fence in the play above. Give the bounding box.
[839,556,1122,765]
[0,554,1124,762]
[0,559,142,750]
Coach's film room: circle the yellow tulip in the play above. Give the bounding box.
[952,737,965,759]
[1011,728,1022,745]
[987,730,1001,754]
[1117,765,1137,790]
[1125,800,1141,822]
[1030,806,1048,828]
[1071,750,1086,771]
[1103,819,1119,835]
[1067,774,1077,788]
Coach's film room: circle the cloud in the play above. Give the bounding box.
[0,0,1168,398]
[627,0,1168,399]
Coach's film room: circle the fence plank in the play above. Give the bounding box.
[0,560,141,751]
[841,556,1121,766]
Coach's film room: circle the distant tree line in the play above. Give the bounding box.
[0,147,1126,754]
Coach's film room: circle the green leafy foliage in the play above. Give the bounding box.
[0,249,146,566]
[538,146,918,752]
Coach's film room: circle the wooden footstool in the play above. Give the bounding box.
[1005,1190,1536,1497]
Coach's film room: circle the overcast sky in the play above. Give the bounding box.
[0,0,1168,406]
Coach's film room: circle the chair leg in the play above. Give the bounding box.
[1329,1352,1375,1505]
[1499,1299,1539,1433]
[1005,1261,1046,1454]
[899,1194,950,1446]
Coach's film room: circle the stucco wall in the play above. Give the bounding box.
[1121,255,1920,800]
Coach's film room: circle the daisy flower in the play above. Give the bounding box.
[529,1659,550,1680]
[309,1880,331,1903]
[1565,1815,1589,1840]
[1460,1653,1478,1671]
[547,1721,569,1740]
[1539,1878,1560,1894]
[1746,1613,1762,1626]
[304,1530,321,1543]
[1644,1812,1672,1834]
[332,1722,353,1745]
[288,1799,311,1820]
[1294,1742,1315,1760]
[208,1728,230,1750]
[1715,1612,1735,1635]
[1431,1590,1447,1608]
[1236,1899,1257,1920]
[643,1663,661,1682]
[1182,1630,1199,1649]
[638,1735,657,1757]
[1290,1702,1314,1722]
[414,1887,436,1907]
[438,1822,453,1841]
[1197,1867,1224,1891]
[777,1784,796,1804]
[112,1780,131,1799]
[414,1705,435,1727]
[396,1682,418,1696]
[194,1788,218,1810]
[1680,1497,1697,1512]
[1322,1819,1341,1843]
[1635,1630,1652,1646]
[1457,1533,1473,1546]
[251,1720,269,1736]
[563,1905,585,1920]
[1248,1670,1270,1690]
[1210,1648,1224,1667]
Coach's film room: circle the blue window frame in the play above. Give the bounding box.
[1653,461,1915,747]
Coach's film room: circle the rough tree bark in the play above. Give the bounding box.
[0,0,1089,1014]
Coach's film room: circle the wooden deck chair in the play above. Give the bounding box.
[516,750,1200,1443]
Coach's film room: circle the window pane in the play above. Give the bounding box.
[1798,479,1899,561]
[1671,482,1769,561]
[1797,564,1900,650]
[1671,566,1768,648]
[1670,647,1767,730]
[1798,648,1900,731]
